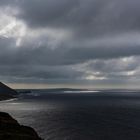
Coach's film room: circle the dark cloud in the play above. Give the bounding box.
[15,0,140,37]
[18,0,79,27]
[87,59,139,73]
[0,0,17,7]
[1,0,140,87]
[0,64,84,80]
[1,36,140,66]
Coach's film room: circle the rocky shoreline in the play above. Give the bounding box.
[0,82,18,101]
[0,112,43,140]
[0,82,43,140]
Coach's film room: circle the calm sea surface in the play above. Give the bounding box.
[1,89,140,140]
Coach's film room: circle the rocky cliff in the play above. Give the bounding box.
[0,82,18,100]
[0,112,43,140]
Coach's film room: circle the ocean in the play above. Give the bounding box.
[1,89,140,140]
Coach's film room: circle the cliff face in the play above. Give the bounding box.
[0,82,18,100]
[0,112,43,140]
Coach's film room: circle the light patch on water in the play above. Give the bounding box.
[63,90,100,93]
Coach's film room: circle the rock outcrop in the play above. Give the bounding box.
[0,82,18,100]
[0,112,43,140]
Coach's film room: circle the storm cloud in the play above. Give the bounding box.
[0,0,140,88]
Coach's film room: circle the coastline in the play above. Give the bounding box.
[0,97,43,140]
[0,97,18,102]
[0,95,17,101]
[0,111,43,140]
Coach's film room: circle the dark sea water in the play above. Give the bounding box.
[1,89,140,140]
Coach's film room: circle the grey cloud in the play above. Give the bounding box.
[1,35,140,66]
[0,0,17,7]
[0,64,84,84]
[18,0,79,27]
[87,59,139,73]
[13,0,140,37]
[83,58,140,82]
[1,0,140,87]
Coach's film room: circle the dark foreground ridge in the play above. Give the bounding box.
[0,112,43,140]
[0,82,18,100]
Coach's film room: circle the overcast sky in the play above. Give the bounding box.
[1,0,140,89]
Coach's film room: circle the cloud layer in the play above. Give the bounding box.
[0,0,140,88]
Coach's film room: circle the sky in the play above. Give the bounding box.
[1,0,140,89]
